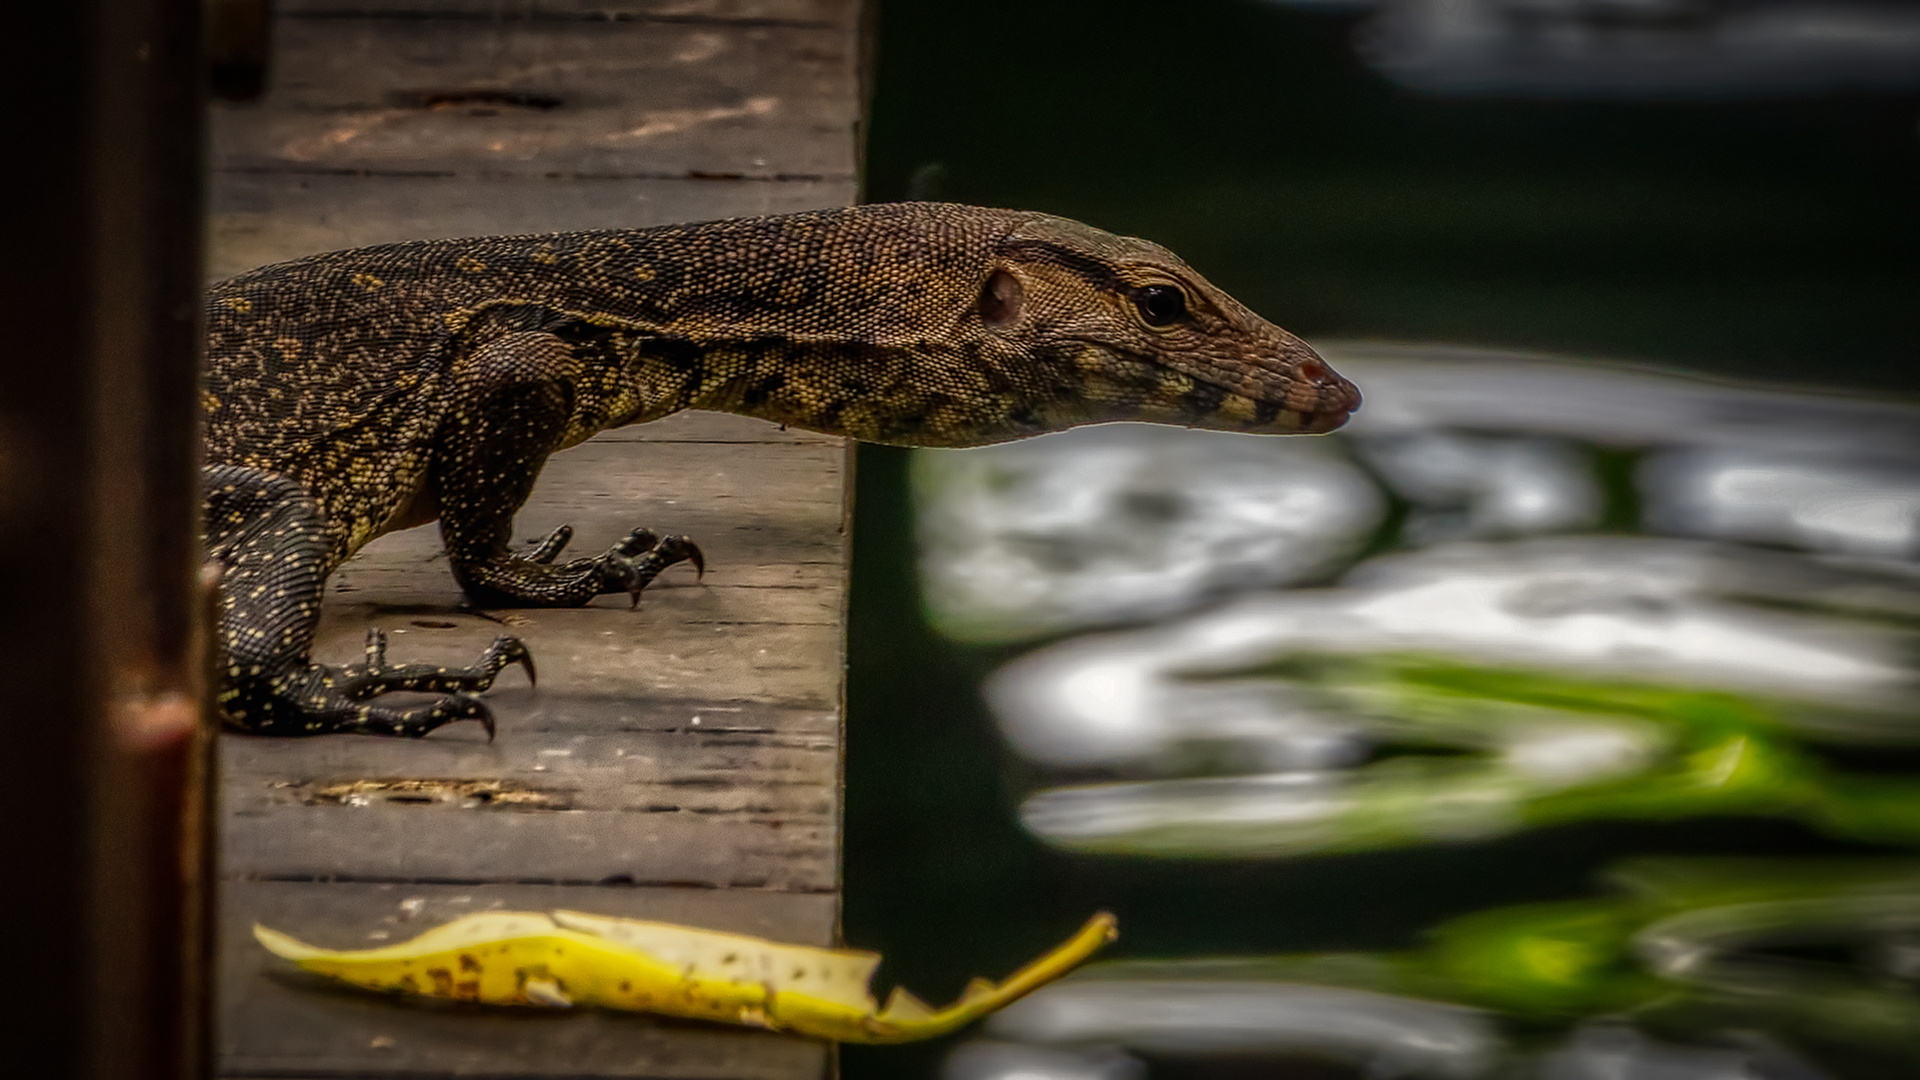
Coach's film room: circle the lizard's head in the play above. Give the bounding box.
[952,211,1359,444]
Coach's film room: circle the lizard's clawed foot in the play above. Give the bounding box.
[223,629,535,740]
[461,522,706,609]
[603,528,705,608]
[342,693,498,741]
[223,665,505,741]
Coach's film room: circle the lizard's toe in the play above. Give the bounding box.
[526,524,575,564]
[352,693,494,740]
[657,535,704,580]
[613,527,660,559]
[602,530,707,608]
[485,634,537,688]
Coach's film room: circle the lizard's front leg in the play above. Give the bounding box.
[433,330,703,609]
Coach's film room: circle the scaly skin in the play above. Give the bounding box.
[202,202,1360,736]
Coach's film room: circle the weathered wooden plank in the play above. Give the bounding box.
[222,881,836,1078]
[207,0,861,278]
[209,172,857,279]
[223,698,840,801]
[213,16,861,179]
[224,803,837,889]
[224,701,840,888]
[277,0,849,22]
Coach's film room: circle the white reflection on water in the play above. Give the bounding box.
[1015,708,1670,855]
[1022,773,1353,853]
[914,423,1384,644]
[942,1042,1145,1080]
[988,537,1916,771]
[987,980,1499,1079]
[1646,448,1920,559]
[975,984,1835,1080]
[1357,432,1601,543]
[1354,0,1920,99]
[1537,1023,1830,1080]
[1327,345,1920,457]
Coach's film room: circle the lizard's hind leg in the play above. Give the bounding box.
[204,465,530,738]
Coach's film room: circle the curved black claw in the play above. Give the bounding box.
[667,536,706,581]
[482,634,537,688]
[611,532,707,609]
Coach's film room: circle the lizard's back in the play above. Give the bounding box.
[202,206,1022,556]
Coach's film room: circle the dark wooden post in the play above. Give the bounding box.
[0,1,212,1077]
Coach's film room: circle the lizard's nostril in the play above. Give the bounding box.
[1298,359,1327,381]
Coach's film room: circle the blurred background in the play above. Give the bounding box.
[842,2,1920,1078]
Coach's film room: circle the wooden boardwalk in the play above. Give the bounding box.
[208,3,865,1077]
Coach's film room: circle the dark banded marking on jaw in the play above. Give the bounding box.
[1179,379,1228,421]
[994,239,1124,293]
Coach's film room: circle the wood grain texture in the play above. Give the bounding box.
[214,18,860,176]
[275,0,849,21]
[208,0,862,276]
[209,173,857,278]
[208,0,864,1073]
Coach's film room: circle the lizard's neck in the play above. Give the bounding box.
[623,335,1092,448]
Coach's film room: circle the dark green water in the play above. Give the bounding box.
[843,3,1919,1076]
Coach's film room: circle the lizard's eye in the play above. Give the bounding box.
[1132,285,1187,328]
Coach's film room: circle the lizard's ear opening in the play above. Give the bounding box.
[979,269,1024,328]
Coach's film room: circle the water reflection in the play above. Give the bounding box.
[943,1041,1146,1080]
[1645,447,1920,558]
[1344,0,1920,99]
[989,537,1916,776]
[915,423,1383,644]
[1538,1025,1829,1080]
[990,980,1498,1078]
[1357,432,1602,543]
[958,859,1920,1078]
[911,346,1920,1075]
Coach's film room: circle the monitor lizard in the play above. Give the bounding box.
[202,201,1360,738]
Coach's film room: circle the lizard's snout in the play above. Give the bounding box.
[1267,349,1360,434]
[1296,354,1361,415]
[1311,376,1361,432]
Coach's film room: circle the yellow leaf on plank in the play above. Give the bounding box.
[254,909,1117,1043]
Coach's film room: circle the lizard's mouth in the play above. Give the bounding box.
[1176,386,1357,437]
[1225,367,1361,435]
[1298,383,1363,432]
[1198,347,1361,435]
[1275,359,1362,434]
[1295,405,1355,435]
